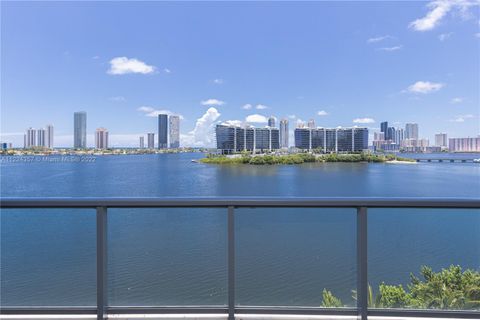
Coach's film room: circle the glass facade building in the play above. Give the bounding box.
[294,127,368,152]
[74,111,87,149]
[158,114,168,149]
[169,115,180,148]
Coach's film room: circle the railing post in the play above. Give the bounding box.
[357,207,368,320]
[227,206,235,320]
[96,206,108,319]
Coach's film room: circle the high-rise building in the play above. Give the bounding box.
[387,127,396,142]
[139,136,145,149]
[147,133,155,149]
[394,128,404,145]
[307,119,316,129]
[169,115,180,148]
[158,114,168,149]
[380,121,388,139]
[405,123,419,140]
[215,124,280,154]
[268,116,276,128]
[374,132,385,141]
[37,128,46,147]
[435,133,448,147]
[449,137,480,152]
[46,125,54,149]
[74,111,87,149]
[24,128,36,148]
[279,119,289,148]
[95,128,109,149]
[294,127,368,152]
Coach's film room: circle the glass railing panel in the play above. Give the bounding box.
[0,208,96,306]
[368,208,480,311]
[235,207,357,307]
[107,207,227,306]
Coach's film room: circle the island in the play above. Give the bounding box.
[199,152,417,165]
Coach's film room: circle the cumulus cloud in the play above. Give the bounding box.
[451,97,464,104]
[245,114,268,123]
[137,106,184,119]
[222,120,243,126]
[353,118,376,124]
[409,0,479,32]
[256,104,269,110]
[451,114,474,122]
[438,32,453,41]
[317,110,329,116]
[367,35,393,43]
[108,57,156,75]
[242,104,253,110]
[213,79,224,84]
[378,45,403,51]
[201,98,225,106]
[407,81,445,93]
[181,107,221,147]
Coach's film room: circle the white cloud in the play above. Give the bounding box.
[438,32,453,41]
[367,35,393,43]
[109,96,126,102]
[451,97,464,104]
[378,45,403,51]
[288,114,297,119]
[407,81,445,94]
[475,32,480,38]
[222,120,243,126]
[137,106,184,120]
[242,104,253,110]
[181,107,221,147]
[256,104,269,110]
[164,68,171,74]
[201,98,225,106]
[451,114,474,122]
[245,114,268,123]
[353,118,376,124]
[409,0,479,32]
[213,79,224,84]
[108,57,156,75]
[317,110,329,116]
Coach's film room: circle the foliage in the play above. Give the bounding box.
[321,265,480,310]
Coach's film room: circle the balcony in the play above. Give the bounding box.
[1,198,479,320]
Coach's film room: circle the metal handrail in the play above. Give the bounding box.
[1,197,479,320]
[1,197,480,208]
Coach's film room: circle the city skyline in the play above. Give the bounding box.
[1,1,479,147]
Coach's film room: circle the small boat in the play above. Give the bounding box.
[191,159,198,163]
[473,158,480,163]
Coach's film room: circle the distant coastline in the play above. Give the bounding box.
[199,153,417,165]
[0,148,210,156]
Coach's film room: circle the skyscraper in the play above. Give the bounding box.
[46,125,54,149]
[147,133,155,149]
[158,114,168,149]
[139,136,145,149]
[169,115,180,148]
[405,123,419,140]
[435,133,448,147]
[37,128,46,147]
[24,128,36,148]
[268,116,276,128]
[279,119,289,148]
[395,128,404,144]
[380,121,388,139]
[95,128,109,149]
[74,111,87,149]
[307,119,316,129]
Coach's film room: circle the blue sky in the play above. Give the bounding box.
[1,0,479,147]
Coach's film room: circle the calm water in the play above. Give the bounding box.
[1,153,480,307]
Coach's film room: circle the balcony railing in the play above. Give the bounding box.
[1,197,479,320]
